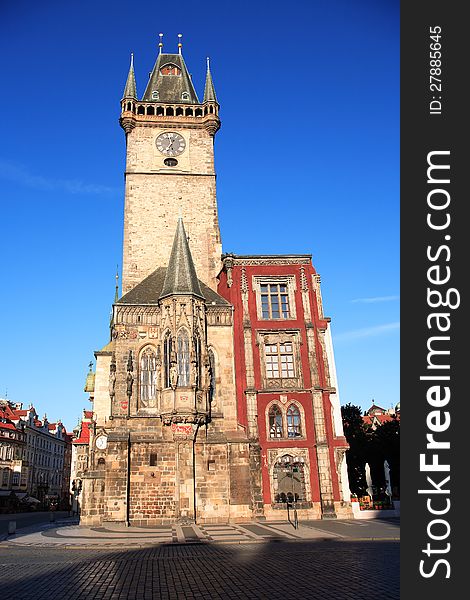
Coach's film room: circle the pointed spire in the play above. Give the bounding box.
[159,218,204,300]
[203,57,217,103]
[122,53,137,99]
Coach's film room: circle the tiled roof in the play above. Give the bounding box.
[118,267,229,307]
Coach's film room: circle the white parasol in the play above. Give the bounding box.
[384,460,392,498]
[365,462,373,499]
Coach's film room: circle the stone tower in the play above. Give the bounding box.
[119,44,222,295]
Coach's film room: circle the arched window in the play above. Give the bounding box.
[273,455,306,503]
[269,404,283,438]
[177,330,190,387]
[287,404,302,438]
[140,347,157,407]
[181,91,190,101]
[97,458,106,470]
[163,333,172,388]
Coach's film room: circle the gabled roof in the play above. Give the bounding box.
[142,53,199,103]
[118,267,229,307]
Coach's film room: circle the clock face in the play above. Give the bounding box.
[156,132,186,156]
[95,435,107,450]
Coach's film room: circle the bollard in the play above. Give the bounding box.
[8,521,16,535]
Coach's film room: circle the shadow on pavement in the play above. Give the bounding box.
[0,538,399,600]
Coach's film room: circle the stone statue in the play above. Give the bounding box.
[169,364,178,390]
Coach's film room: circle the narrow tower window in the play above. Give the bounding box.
[139,347,157,406]
[177,330,190,387]
[163,333,172,388]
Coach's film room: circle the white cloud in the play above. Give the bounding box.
[351,295,399,304]
[334,321,400,342]
[0,159,118,195]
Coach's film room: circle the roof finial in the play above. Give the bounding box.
[130,52,134,67]
[88,361,93,372]
[207,56,210,69]
[159,33,164,54]
[178,33,183,54]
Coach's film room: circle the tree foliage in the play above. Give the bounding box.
[341,403,400,499]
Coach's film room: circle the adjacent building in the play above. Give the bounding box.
[3,402,73,507]
[78,40,351,526]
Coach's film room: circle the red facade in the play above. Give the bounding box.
[218,255,350,517]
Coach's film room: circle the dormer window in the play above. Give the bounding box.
[181,92,190,101]
[151,90,159,100]
[161,64,181,76]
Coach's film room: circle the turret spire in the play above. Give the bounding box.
[122,53,137,99]
[203,57,217,103]
[159,218,204,300]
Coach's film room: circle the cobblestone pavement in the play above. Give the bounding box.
[1,517,399,547]
[0,540,399,599]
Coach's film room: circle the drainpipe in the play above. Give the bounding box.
[126,431,131,527]
[192,420,201,523]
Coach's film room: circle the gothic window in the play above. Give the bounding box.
[139,347,157,406]
[177,330,190,387]
[163,333,172,388]
[287,404,302,438]
[260,283,290,319]
[265,342,295,379]
[268,404,283,438]
[160,64,181,76]
[273,455,306,503]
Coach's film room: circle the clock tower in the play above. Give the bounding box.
[119,40,222,294]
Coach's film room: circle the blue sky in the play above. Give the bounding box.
[0,0,399,431]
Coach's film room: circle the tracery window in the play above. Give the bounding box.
[269,404,283,438]
[177,330,190,387]
[273,455,306,503]
[139,347,157,406]
[287,404,302,438]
